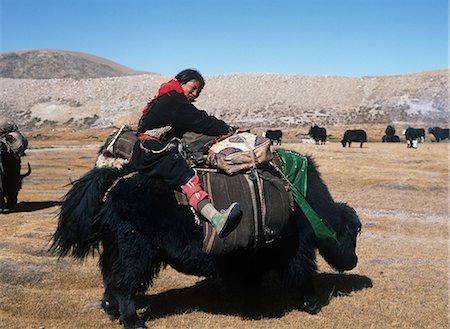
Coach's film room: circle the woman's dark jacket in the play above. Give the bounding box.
[137,91,230,138]
[130,90,230,186]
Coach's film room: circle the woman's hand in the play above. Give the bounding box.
[228,125,239,133]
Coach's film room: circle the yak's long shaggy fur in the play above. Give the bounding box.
[50,155,361,329]
[51,166,132,258]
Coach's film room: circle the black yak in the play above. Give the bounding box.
[382,125,400,142]
[50,152,362,329]
[0,139,31,212]
[308,125,327,145]
[428,127,449,142]
[341,129,367,148]
[263,129,283,145]
[402,127,425,148]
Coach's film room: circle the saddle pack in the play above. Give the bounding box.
[175,149,339,254]
[0,119,18,137]
[0,119,28,156]
[204,131,273,174]
[101,125,137,160]
[175,162,294,255]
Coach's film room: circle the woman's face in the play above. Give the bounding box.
[181,80,202,102]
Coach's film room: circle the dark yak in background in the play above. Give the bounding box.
[0,134,31,212]
[264,129,282,145]
[308,125,327,145]
[428,127,449,142]
[51,153,362,329]
[382,125,400,143]
[402,127,425,148]
[341,129,367,148]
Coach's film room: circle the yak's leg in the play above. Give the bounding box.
[100,274,148,329]
[217,261,264,319]
[298,277,321,314]
[99,237,159,329]
[99,248,120,320]
[285,253,321,315]
[0,194,6,212]
[240,273,264,319]
[0,176,5,212]
[284,219,322,315]
[116,293,146,329]
[5,193,17,209]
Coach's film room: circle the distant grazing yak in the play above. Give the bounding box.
[428,127,449,142]
[308,125,327,145]
[382,125,400,143]
[402,128,425,148]
[341,129,367,148]
[263,130,282,145]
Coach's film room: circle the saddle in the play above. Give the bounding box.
[100,125,137,160]
[175,159,295,255]
[0,119,28,156]
[99,128,295,255]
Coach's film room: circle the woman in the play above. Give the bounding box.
[131,69,241,238]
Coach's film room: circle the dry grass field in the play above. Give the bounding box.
[0,127,448,329]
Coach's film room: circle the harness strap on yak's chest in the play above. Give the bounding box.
[274,149,339,250]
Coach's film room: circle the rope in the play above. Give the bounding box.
[102,172,138,202]
[106,124,127,153]
[238,133,258,170]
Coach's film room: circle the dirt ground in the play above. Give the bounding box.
[0,127,448,329]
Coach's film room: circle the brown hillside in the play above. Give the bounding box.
[0,49,152,79]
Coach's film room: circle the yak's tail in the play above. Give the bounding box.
[49,166,126,259]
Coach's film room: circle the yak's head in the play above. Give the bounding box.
[320,203,361,272]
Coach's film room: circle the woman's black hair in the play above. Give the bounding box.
[175,69,205,90]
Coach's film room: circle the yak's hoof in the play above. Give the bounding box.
[122,319,147,329]
[135,318,147,329]
[302,295,321,314]
[101,299,119,320]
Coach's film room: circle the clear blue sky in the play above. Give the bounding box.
[1,0,448,77]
